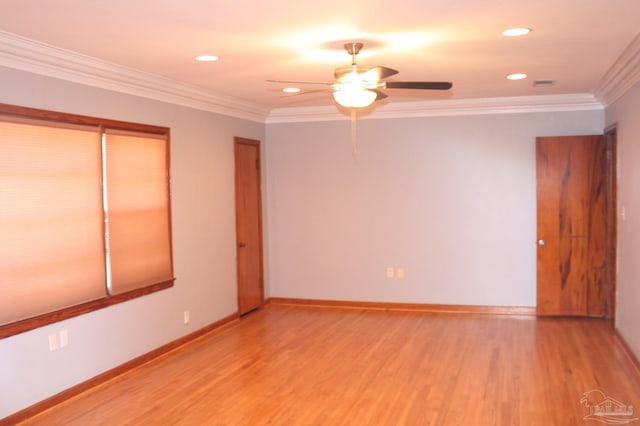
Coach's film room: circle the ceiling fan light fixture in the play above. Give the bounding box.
[333,87,377,108]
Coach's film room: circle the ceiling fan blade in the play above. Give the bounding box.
[374,90,388,101]
[281,88,329,97]
[385,81,453,90]
[267,79,331,86]
[334,66,398,83]
[363,66,399,81]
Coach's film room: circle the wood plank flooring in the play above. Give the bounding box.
[17,305,640,425]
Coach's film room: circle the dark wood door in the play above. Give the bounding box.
[536,135,613,317]
[234,137,264,315]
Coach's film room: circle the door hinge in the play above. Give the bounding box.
[256,159,260,171]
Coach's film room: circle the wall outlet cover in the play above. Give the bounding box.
[48,334,58,352]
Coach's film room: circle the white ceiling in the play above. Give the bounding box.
[0,0,639,114]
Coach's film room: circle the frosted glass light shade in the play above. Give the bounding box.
[333,88,376,108]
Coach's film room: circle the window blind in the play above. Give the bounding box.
[104,130,173,295]
[0,118,106,324]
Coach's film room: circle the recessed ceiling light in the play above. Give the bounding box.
[507,73,528,80]
[282,87,301,93]
[195,55,219,62]
[502,28,531,37]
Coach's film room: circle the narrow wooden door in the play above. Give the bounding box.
[234,137,264,315]
[536,135,612,317]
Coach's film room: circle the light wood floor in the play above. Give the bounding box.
[19,305,640,425]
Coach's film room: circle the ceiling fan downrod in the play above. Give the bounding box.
[345,42,363,65]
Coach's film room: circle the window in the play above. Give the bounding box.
[0,103,174,338]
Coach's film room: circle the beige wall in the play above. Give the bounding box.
[265,111,604,306]
[606,80,640,361]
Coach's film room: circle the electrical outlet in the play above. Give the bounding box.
[183,310,190,325]
[397,268,405,279]
[48,334,58,352]
[386,267,394,279]
[59,329,69,348]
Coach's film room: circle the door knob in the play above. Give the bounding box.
[238,243,246,248]
[538,239,545,246]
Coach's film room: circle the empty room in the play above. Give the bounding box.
[1,1,640,424]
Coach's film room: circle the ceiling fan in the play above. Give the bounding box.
[268,42,453,108]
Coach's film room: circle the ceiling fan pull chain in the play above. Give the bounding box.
[351,108,358,161]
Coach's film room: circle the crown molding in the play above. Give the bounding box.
[0,31,270,123]
[594,32,640,106]
[266,93,603,123]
